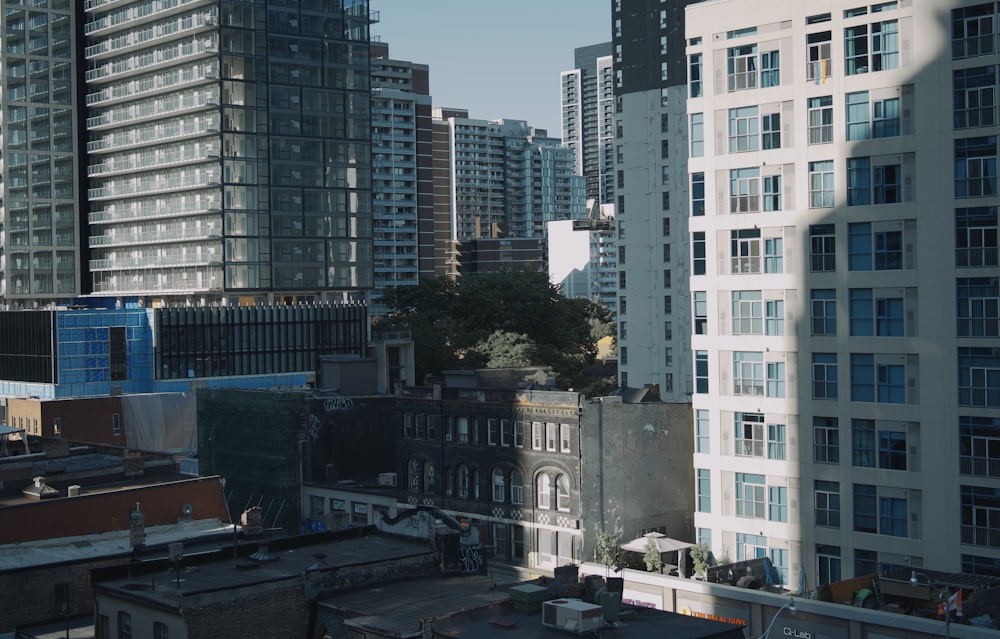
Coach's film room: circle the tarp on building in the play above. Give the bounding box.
[122,392,197,453]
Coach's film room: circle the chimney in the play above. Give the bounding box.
[130,502,146,549]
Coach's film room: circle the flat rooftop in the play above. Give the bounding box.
[319,576,744,639]
[93,532,433,609]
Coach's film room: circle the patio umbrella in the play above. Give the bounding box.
[620,532,694,554]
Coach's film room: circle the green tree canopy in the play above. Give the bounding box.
[376,269,614,392]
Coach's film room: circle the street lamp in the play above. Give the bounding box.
[910,571,954,639]
[757,598,797,639]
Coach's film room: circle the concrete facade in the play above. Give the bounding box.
[686,0,1000,586]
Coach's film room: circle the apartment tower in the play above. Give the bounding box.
[561,42,615,205]
[687,0,1000,586]
[614,0,695,400]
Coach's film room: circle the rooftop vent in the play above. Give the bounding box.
[23,476,59,500]
[249,544,277,562]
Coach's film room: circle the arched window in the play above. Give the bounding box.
[510,469,523,505]
[472,469,480,499]
[492,468,506,502]
[457,465,470,498]
[423,461,436,493]
[408,458,421,491]
[445,466,454,496]
[556,474,570,511]
[537,473,551,509]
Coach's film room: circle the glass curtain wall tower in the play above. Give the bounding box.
[82,0,373,304]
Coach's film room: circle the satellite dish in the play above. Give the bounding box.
[181,503,193,516]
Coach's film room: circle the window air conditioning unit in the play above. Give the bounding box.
[542,599,605,635]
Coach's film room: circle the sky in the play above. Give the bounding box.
[371,1,611,135]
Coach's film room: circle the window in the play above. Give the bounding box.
[952,4,996,59]
[662,191,670,210]
[500,419,510,446]
[118,612,132,639]
[537,473,551,509]
[766,299,784,335]
[694,291,707,334]
[814,417,840,463]
[956,136,998,198]
[855,549,879,577]
[696,410,710,454]
[457,417,469,443]
[732,290,762,335]
[761,50,780,87]
[847,21,899,73]
[872,20,899,70]
[531,422,543,449]
[769,485,788,522]
[731,228,761,273]
[959,347,1000,407]
[736,473,766,518]
[811,289,837,335]
[560,423,571,453]
[767,361,786,397]
[764,237,783,273]
[813,353,838,399]
[690,113,704,157]
[695,351,709,394]
[851,353,906,403]
[513,421,524,447]
[98,615,110,639]
[850,288,905,336]
[768,423,786,460]
[424,461,436,493]
[874,162,901,203]
[810,224,837,272]
[457,465,470,498]
[854,483,877,533]
[855,484,908,537]
[852,419,877,467]
[960,415,1000,477]
[809,96,834,144]
[872,98,900,137]
[816,480,841,527]
[807,31,832,83]
[729,168,759,212]
[416,414,427,439]
[690,53,703,97]
[959,278,1000,337]
[845,25,869,75]
[692,231,706,274]
[817,545,842,585]
[847,91,871,140]
[734,352,764,396]
[556,474,570,511]
[510,469,523,505]
[660,140,669,160]
[492,468,506,502]
[956,207,999,267]
[545,423,557,451]
[763,174,781,211]
[112,413,121,435]
[729,107,759,152]
[735,412,764,457]
[736,533,767,561]
[848,222,903,271]
[961,485,1000,548]
[696,469,711,512]
[488,419,499,445]
[848,157,872,205]
[728,44,758,91]
[692,173,705,216]
[879,429,907,470]
[809,160,834,207]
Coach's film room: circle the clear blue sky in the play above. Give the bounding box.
[371,1,611,135]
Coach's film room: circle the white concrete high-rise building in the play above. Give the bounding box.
[687,0,1000,586]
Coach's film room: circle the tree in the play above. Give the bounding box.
[594,529,623,577]
[643,537,663,573]
[377,269,614,389]
[689,543,711,578]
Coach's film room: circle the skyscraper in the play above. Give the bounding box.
[369,42,432,315]
[613,0,694,399]
[561,43,615,205]
[686,0,1000,585]
[1,0,375,308]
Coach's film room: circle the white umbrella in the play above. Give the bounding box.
[620,532,693,554]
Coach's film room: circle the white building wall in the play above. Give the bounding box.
[687,0,999,586]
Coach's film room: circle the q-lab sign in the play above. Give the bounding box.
[779,621,847,639]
